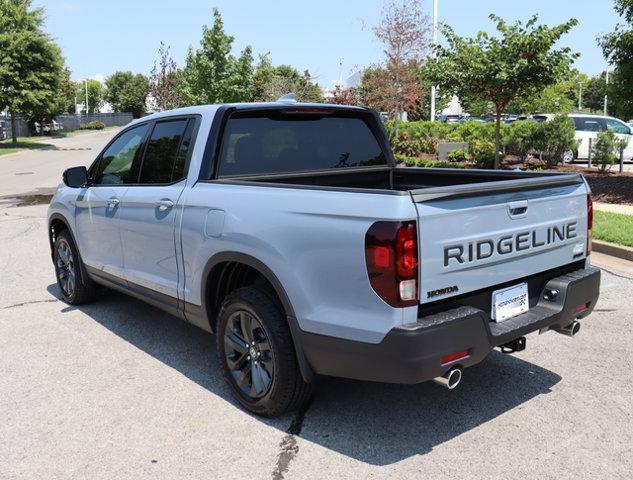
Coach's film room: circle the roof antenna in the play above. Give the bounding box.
[277,93,297,103]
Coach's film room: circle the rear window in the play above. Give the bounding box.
[217,112,387,177]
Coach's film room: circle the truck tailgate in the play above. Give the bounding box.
[412,177,589,305]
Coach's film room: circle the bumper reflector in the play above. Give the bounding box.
[572,303,589,315]
[441,349,469,365]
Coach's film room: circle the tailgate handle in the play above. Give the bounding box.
[508,200,528,219]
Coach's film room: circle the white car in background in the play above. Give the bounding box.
[569,114,633,161]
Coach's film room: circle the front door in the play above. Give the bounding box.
[74,123,150,278]
[119,118,195,301]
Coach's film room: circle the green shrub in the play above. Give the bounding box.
[470,139,497,169]
[592,130,624,173]
[504,120,538,161]
[532,115,577,168]
[79,120,106,130]
[417,159,469,169]
[446,147,469,162]
[394,154,469,169]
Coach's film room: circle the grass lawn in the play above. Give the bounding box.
[0,137,55,156]
[594,210,633,248]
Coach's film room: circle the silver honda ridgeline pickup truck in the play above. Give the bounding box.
[48,102,600,416]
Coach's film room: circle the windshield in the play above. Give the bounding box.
[217,112,387,177]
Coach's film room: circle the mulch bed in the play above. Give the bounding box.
[502,156,633,206]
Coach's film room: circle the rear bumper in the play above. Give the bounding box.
[300,266,600,384]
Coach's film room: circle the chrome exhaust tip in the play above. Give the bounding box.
[557,321,581,337]
[433,367,462,389]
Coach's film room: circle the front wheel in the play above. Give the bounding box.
[53,230,98,305]
[216,286,313,417]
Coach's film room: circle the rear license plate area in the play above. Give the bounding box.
[491,283,529,322]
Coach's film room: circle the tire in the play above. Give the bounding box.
[53,229,98,305]
[216,286,313,417]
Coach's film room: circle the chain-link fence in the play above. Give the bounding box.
[0,112,133,139]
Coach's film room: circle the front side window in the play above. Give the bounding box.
[93,124,149,185]
[217,113,387,177]
[605,118,631,135]
[138,119,191,184]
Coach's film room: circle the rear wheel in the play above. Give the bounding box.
[562,149,575,164]
[53,230,97,305]
[216,286,313,417]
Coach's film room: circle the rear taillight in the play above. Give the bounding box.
[365,221,418,307]
[587,194,593,255]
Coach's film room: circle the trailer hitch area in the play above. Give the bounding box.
[499,336,526,353]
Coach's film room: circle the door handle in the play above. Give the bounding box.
[106,197,119,207]
[156,199,174,211]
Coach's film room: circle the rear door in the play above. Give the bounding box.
[414,181,589,305]
[118,117,196,301]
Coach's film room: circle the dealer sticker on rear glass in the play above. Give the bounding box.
[491,283,529,322]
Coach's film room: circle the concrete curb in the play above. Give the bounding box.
[593,240,633,262]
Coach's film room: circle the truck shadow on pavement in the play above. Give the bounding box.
[47,284,561,466]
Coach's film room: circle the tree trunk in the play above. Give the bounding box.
[494,108,501,169]
[10,111,17,145]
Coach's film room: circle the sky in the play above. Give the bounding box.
[34,0,623,88]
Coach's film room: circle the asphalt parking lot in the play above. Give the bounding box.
[1,134,632,479]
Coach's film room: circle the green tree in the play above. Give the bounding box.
[55,67,78,114]
[76,79,104,114]
[600,0,633,120]
[180,8,253,105]
[584,73,607,113]
[105,71,149,118]
[508,81,576,114]
[427,15,579,168]
[0,0,64,143]
[251,54,323,102]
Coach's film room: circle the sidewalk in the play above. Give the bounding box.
[594,202,633,215]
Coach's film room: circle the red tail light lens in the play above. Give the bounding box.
[587,194,593,255]
[365,221,419,307]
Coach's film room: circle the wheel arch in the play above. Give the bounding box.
[200,251,314,381]
[48,213,75,258]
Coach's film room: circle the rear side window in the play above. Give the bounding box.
[138,119,191,184]
[573,117,604,132]
[217,113,387,176]
[605,118,631,135]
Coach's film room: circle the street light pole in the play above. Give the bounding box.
[84,79,89,116]
[338,57,344,89]
[604,69,609,116]
[430,0,438,121]
[577,82,582,111]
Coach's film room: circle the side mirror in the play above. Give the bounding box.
[63,166,88,188]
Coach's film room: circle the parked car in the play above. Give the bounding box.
[34,120,63,135]
[48,101,601,416]
[569,114,633,161]
[439,114,463,123]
